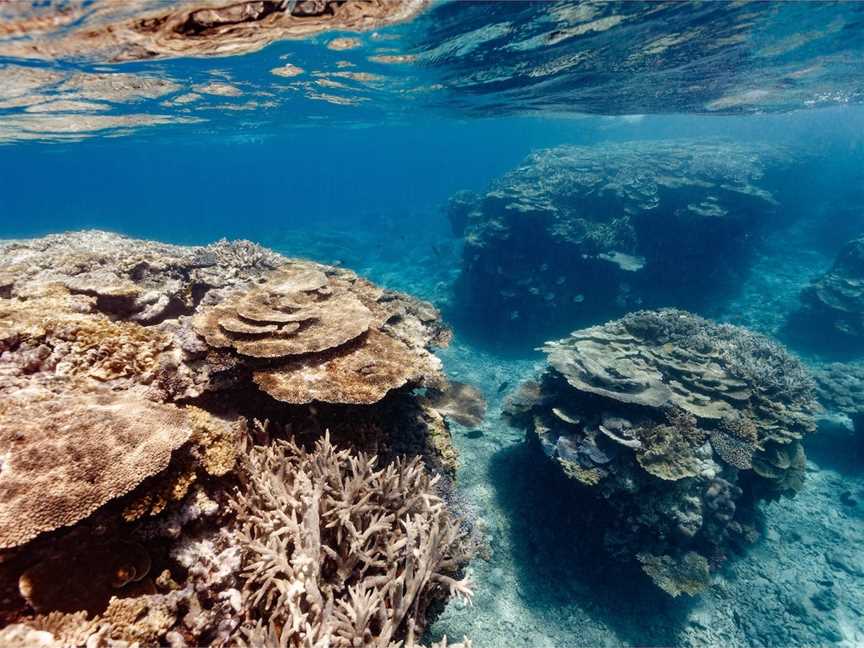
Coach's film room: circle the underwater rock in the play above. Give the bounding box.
[0,230,468,646]
[506,308,818,595]
[449,141,788,344]
[785,235,864,354]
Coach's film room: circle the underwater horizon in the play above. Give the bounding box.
[2,2,864,647]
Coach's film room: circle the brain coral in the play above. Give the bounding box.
[506,308,818,595]
[0,384,219,548]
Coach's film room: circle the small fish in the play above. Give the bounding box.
[497,380,511,394]
[573,294,584,303]
[465,429,484,439]
[510,310,520,320]
[556,276,566,285]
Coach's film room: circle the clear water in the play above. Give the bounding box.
[2,2,864,646]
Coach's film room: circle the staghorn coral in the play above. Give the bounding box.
[231,433,472,647]
[506,308,818,595]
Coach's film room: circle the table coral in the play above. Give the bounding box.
[506,308,818,595]
[192,263,445,406]
[0,384,197,549]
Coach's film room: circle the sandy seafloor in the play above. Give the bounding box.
[266,218,864,648]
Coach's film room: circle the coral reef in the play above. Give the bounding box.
[0,231,467,646]
[505,308,818,595]
[785,235,864,354]
[449,141,789,345]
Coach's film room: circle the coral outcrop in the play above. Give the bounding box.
[0,231,468,646]
[785,235,864,354]
[449,141,788,344]
[810,361,864,463]
[506,308,818,596]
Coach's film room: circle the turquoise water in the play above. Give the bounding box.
[2,2,864,646]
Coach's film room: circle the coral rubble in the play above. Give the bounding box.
[505,308,818,595]
[449,141,788,344]
[785,235,864,353]
[0,230,469,646]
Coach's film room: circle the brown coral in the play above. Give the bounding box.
[253,329,423,405]
[0,231,461,646]
[423,381,487,429]
[193,275,373,358]
[636,552,711,598]
[194,265,444,405]
[0,384,200,548]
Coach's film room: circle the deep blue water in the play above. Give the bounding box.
[2,2,864,646]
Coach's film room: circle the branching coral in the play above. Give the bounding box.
[231,433,472,647]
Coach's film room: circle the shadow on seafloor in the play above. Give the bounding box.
[486,437,697,647]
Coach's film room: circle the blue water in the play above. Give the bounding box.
[2,2,864,646]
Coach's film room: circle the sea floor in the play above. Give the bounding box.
[273,221,864,648]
